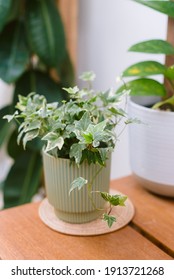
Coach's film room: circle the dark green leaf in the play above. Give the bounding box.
[129,40,174,55]
[0,21,29,83]
[3,150,42,208]
[103,213,116,228]
[133,0,174,18]
[122,61,167,77]
[13,70,67,105]
[117,78,167,97]
[59,50,75,87]
[6,0,20,23]
[0,0,12,31]
[26,0,66,68]
[0,105,13,147]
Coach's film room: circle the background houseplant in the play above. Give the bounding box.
[0,0,74,208]
[4,72,130,227]
[118,0,174,196]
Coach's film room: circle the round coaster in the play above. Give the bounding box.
[38,189,135,236]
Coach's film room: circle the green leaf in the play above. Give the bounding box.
[69,177,88,195]
[13,70,67,105]
[79,71,96,82]
[129,40,174,55]
[103,213,116,228]
[3,150,42,208]
[23,130,39,149]
[0,105,13,147]
[59,50,75,87]
[122,61,167,77]
[0,0,12,31]
[69,143,86,164]
[26,0,66,68]
[165,65,174,80]
[100,192,127,206]
[133,0,174,18]
[44,136,64,152]
[152,95,174,111]
[117,78,167,97]
[87,120,107,135]
[75,111,92,131]
[0,21,30,83]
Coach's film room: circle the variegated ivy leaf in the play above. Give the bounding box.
[69,177,88,195]
[75,111,92,131]
[79,71,96,82]
[3,111,18,122]
[100,192,127,206]
[24,120,41,132]
[44,137,64,152]
[69,143,86,164]
[98,147,112,162]
[103,213,116,228]
[62,86,79,95]
[87,120,107,135]
[42,132,59,141]
[23,129,39,149]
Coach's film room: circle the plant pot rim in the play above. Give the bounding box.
[42,148,112,166]
[42,148,71,162]
[129,97,174,117]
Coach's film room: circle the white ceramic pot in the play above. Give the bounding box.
[128,97,174,197]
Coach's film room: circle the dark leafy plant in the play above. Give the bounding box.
[118,0,174,111]
[0,0,74,208]
[4,72,131,227]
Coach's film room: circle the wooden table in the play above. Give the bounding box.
[0,176,173,260]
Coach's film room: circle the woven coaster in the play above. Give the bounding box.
[38,189,135,236]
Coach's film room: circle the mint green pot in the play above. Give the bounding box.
[42,150,111,224]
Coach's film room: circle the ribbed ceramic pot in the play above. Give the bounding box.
[128,97,174,197]
[42,150,111,223]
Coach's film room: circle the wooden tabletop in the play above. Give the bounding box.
[0,175,173,260]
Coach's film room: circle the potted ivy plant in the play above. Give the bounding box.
[117,0,174,197]
[4,72,131,228]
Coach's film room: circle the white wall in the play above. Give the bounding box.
[77,0,167,179]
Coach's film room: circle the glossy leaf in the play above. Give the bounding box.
[129,40,174,55]
[3,150,42,208]
[165,65,174,80]
[0,21,29,83]
[122,61,167,77]
[133,0,174,18]
[26,0,66,68]
[117,78,167,97]
[0,0,12,31]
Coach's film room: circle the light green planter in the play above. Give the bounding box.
[42,150,111,223]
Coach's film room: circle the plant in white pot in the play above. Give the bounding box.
[117,0,174,197]
[4,72,131,228]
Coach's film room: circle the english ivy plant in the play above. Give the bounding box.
[118,0,174,111]
[0,0,74,208]
[4,72,131,227]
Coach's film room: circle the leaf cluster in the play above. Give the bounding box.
[117,0,174,111]
[5,73,130,166]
